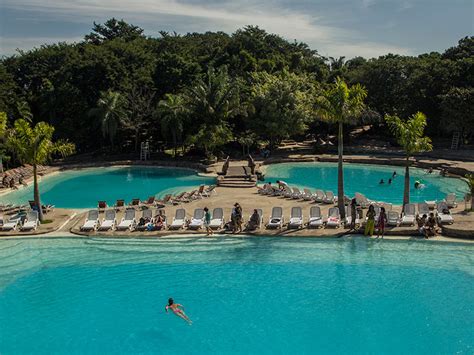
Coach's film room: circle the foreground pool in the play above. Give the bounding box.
[2,166,215,209]
[0,237,472,354]
[264,162,468,204]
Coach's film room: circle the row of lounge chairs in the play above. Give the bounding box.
[395,201,454,226]
[81,208,167,231]
[258,186,337,204]
[1,164,48,189]
[0,211,40,231]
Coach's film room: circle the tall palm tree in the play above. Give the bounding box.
[89,90,125,148]
[158,93,186,156]
[385,112,433,207]
[7,119,75,221]
[317,78,367,218]
[465,174,474,211]
[0,112,7,173]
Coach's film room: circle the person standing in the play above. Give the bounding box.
[233,203,243,233]
[376,207,388,238]
[349,198,357,230]
[204,207,213,236]
[364,205,376,237]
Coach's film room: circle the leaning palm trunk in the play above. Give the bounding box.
[337,121,345,219]
[403,156,410,207]
[33,164,44,222]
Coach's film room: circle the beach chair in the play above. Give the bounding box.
[308,206,324,228]
[205,185,217,196]
[291,188,303,199]
[141,196,156,207]
[326,207,341,228]
[267,207,284,229]
[323,191,336,204]
[21,211,39,231]
[345,206,360,227]
[136,209,153,231]
[400,203,416,226]
[188,208,205,230]
[1,214,21,231]
[418,202,430,216]
[209,208,225,230]
[387,211,400,226]
[288,207,303,229]
[437,201,454,224]
[156,194,174,205]
[283,187,294,198]
[303,188,314,201]
[246,209,263,230]
[129,198,141,208]
[355,193,372,208]
[98,210,116,231]
[114,199,125,210]
[196,185,209,198]
[154,209,167,229]
[314,190,326,203]
[80,210,100,231]
[98,201,107,212]
[445,193,458,208]
[169,209,187,230]
[116,209,136,231]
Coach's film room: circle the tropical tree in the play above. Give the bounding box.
[465,174,474,211]
[0,112,7,173]
[7,119,75,221]
[385,112,433,207]
[88,90,126,148]
[317,78,367,218]
[158,93,187,156]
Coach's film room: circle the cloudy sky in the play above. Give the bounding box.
[0,0,472,58]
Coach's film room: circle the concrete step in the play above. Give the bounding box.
[218,180,256,188]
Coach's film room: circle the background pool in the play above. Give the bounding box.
[0,237,472,354]
[1,166,215,209]
[264,162,468,204]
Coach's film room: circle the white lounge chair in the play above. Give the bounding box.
[308,206,324,228]
[400,203,416,226]
[80,210,100,231]
[267,207,284,229]
[1,214,21,231]
[246,209,263,230]
[387,211,400,226]
[303,188,314,201]
[314,190,326,203]
[136,209,153,231]
[326,207,341,228]
[418,202,430,216]
[355,192,373,209]
[288,207,303,229]
[445,193,458,208]
[21,211,39,231]
[283,187,294,198]
[323,191,336,204]
[345,206,360,227]
[116,209,136,231]
[209,208,225,230]
[291,187,303,199]
[437,201,454,224]
[169,208,187,230]
[188,208,205,230]
[154,209,167,229]
[99,210,116,231]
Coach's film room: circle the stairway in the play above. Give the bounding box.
[218,165,257,188]
[451,131,461,150]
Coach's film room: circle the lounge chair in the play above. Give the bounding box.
[141,196,156,207]
[154,209,167,229]
[437,201,454,224]
[136,209,153,231]
[1,214,21,231]
[291,188,303,199]
[205,185,217,196]
[288,207,303,229]
[345,206,360,227]
[267,207,284,229]
[418,202,430,216]
[169,209,187,230]
[80,210,100,231]
[116,209,136,231]
[355,193,373,209]
[283,187,294,198]
[21,211,39,231]
[114,199,125,210]
[387,211,400,226]
[129,198,141,208]
[308,206,324,228]
[303,188,314,201]
[400,203,416,226]
[98,200,107,212]
[246,209,263,230]
[326,207,341,228]
[188,208,205,230]
[196,185,208,198]
[209,208,225,230]
[98,210,116,231]
[314,190,326,203]
[445,193,458,208]
[323,191,336,204]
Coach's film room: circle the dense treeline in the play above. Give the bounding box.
[0,19,472,158]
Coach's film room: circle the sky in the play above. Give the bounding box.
[0,0,473,58]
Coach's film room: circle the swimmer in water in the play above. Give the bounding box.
[392,171,397,178]
[379,179,384,184]
[165,298,192,324]
[388,178,392,184]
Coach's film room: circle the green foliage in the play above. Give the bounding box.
[465,174,474,194]
[439,87,474,137]
[158,93,187,155]
[385,112,433,156]
[85,18,145,44]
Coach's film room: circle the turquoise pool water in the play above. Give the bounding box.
[1,166,215,209]
[0,237,472,354]
[264,162,468,204]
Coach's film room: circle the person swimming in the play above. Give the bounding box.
[379,179,384,184]
[388,178,392,184]
[392,171,397,178]
[165,298,192,324]
[414,180,425,189]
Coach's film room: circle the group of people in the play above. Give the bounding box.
[379,171,397,185]
[416,212,439,238]
[204,204,261,235]
[137,211,166,231]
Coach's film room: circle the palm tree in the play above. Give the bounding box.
[158,94,186,156]
[385,112,433,207]
[0,112,7,173]
[88,90,125,148]
[7,119,75,221]
[464,174,474,211]
[317,78,367,219]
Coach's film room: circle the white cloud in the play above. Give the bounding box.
[0,36,83,56]
[1,0,414,58]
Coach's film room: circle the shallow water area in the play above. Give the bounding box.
[0,236,472,354]
[264,162,468,204]
[1,166,215,208]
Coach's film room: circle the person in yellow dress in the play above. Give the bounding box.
[364,205,376,236]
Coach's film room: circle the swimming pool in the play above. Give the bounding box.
[1,166,215,209]
[264,162,468,204]
[0,237,472,354]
